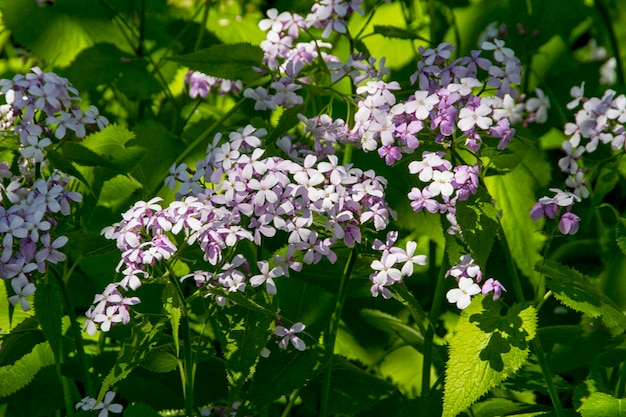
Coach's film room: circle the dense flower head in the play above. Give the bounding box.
[445,255,506,309]
[185,71,243,98]
[91,123,402,334]
[0,67,107,311]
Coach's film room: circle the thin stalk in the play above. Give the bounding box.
[280,389,300,417]
[194,0,211,52]
[422,240,448,397]
[320,247,358,417]
[497,222,565,417]
[53,266,94,397]
[166,268,196,417]
[616,354,626,398]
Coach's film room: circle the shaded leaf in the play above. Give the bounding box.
[443,296,537,417]
[169,43,264,84]
[34,277,63,362]
[373,25,429,42]
[140,349,179,373]
[542,260,626,332]
[124,403,162,417]
[455,192,500,267]
[361,308,424,346]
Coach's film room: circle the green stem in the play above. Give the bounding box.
[595,0,625,86]
[53,265,94,397]
[617,354,626,398]
[194,0,211,52]
[280,389,300,417]
[422,240,448,397]
[320,247,358,417]
[497,222,565,417]
[166,267,195,417]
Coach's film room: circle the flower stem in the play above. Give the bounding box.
[320,247,357,417]
[595,0,625,86]
[422,239,448,397]
[54,263,94,397]
[166,267,196,417]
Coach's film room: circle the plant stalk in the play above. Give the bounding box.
[320,247,357,417]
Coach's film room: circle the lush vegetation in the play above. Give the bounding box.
[1,0,626,416]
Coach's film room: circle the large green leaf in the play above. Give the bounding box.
[484,144,551,288]
[443,296,537,417]
[0,281,10,335]
[34,277,63,362]
[81,124,144,173]
[0,342,55,397]
[0,0,122,68]
[169,43,264,84]
[455,190,500,268]
[576,380,626,417]
[542,260,626,332]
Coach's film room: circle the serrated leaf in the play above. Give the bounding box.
[443,296,537,417]
[163,290,181,357]
[0,0,121,68]
[577,380,626,417]
[361,308,424,346]
[485,147,550,288]
[140,349,179,373]
[81,124,144,173]
[455,194,500,267]
[169,43,263,83]
[217,304,274,399]
[34,277,63,362]
[99,318,163,399]
[373,25,429,41]
[542,260,626,332]
[0,342,55,397]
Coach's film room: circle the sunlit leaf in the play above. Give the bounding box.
[0,342,55,397]
[576,380,626,417]
[542,260,626,332]
[485,146,551,288]
[443,296,537,417]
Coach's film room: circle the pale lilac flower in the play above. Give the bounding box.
[274,322,306,351]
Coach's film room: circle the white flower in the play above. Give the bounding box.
[446,277,481,309]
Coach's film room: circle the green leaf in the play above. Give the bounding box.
[246,345,325,409]
[373,25,429,41]
[455,193,500,267]
[443,296,537,417]
[169,43,264,84]
[100,318,163,399]
[591,162,620,210]
[0,281,10,335]
[0,342,55,397]
[576,380,626,417]
[542,260,626,332]
[217,303,274,399]
[46,149,91,189]
[306,358,398,415]
[61,141,115,168]
[616,218,626,256]
[34,277,63,362]
[140,349,179,373]
[98,175,143,209]
[361,308,424,346]
[0,0,122,68]
[81,124,144,173]
[163,288,181,357]
[484,146,550,288]
[62,43,130,91]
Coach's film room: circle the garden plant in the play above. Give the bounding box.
[1,0,626,416]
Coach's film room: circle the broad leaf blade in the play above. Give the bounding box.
[443,296,537,417]
[169,43,264,84]
[542,260,626,332]
[0,342,55,397]
[34,277,63,362]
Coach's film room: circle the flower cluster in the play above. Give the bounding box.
[445,254,505,309]
[185,70,243,98]
[369,231,427,299]
[75,391,123,417]
[89,123,399,334]
[530,84,626,234]
[0,67,107,311]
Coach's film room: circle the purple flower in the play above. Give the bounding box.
[559,211,580,235]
